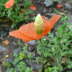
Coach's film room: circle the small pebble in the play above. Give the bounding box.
[0,46,7,52]
[64,3,72,10]
[26,40,37,46]
[44,0,53,7]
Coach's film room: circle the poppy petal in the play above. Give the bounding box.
[29,5,37,10]
[5,0,14,8]
[9,15,61,42]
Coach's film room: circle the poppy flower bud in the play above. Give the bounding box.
[34,14,44,34]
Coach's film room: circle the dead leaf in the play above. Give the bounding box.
[2,40,9,46]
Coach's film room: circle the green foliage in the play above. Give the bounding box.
[4,16,72,72]
[4,50,32,72]
[24,0,32,9]
[0,0,34,28]
[45,66,61,72]
[36,16,72,72]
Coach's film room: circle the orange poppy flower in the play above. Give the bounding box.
[5,0,14,8]
[29,5,37,10]
[9,14,61,42]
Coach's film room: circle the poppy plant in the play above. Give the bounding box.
[5,0,14,8]
[9,14,61,42]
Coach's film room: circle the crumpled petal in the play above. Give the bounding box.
[5,0,14,8]
[9,15,61,42]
